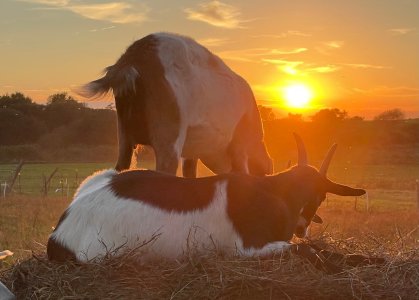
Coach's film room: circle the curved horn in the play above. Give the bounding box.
[319,144,337,176]
[293,133,308,166]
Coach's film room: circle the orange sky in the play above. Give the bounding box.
[1,0,418,119]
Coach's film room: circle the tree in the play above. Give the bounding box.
[47,93,85,108]
[311,108,348,123]
[287,113,303,122]
[258,105,276,121]
[374,108,405,121]
[44,93,88,128]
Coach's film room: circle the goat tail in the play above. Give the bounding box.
[76,65,139,99]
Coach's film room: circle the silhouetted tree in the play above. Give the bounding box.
[44,93,87,128]
[349,116,364,121]
[287,113,303,122]
[374,108,405,121]
[311,108,348,123]
[258,105,276,121]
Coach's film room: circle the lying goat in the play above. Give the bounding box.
[47,134,365,262]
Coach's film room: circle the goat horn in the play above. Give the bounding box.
[319,144,337,176]
[293,133,308,166]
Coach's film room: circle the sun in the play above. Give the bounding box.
[283,84,313,108]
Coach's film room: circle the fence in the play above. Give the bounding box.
[0,162,112,198]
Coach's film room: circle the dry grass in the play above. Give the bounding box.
[1,236,418,300]
[1,190,418,299]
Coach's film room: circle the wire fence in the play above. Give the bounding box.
[0,162,112,198]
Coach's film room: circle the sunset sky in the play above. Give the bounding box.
[1,0,418,119]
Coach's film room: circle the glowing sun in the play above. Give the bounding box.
[283,84,313,108]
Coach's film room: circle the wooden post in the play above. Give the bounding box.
[42,168,58,197]
[1,182,8,199]
[42,174,47,197]
[365,192,370,212]
[75,169,79,187]
[5,160,24,195]
[17,172,21,194]
[60,178,64,197]
[354,197,358,211]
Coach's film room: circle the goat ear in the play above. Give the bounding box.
[312,214,323,224]
[327,180,366,196]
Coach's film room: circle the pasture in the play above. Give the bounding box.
[0,161,418,298]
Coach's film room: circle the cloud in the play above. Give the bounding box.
[19,0,149,24]
[262,59,304,75]
[305,65,340,73]
[270,48,307,55]
[316,40,344,55]
[219,47,307,61]
[89,25,116,33]
[354,86,419,97]
[262,59,340,75]
[185,0,244,29]
[197,37,230,47]
[343,63,390,70]
[19,0,70,5]
[252,31,312,39]
[388,28,416,35]
[323,41,344,49]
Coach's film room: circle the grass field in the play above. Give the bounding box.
[1,161,418,298]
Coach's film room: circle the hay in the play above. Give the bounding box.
[1,236,418,300]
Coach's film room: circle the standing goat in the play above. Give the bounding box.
[80,32,272,177]
[47,134,365,262]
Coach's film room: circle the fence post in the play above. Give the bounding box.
[5,160,25,195]
[17,172,21,194]
[42,168,58,197]
[1,182,8,199]
[365,192,370,212]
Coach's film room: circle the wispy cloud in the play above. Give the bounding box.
[353,86,419,97]
[89,25,116,33]
[305,65,340,73]
[185,0,244,29]
[219,47,307,62]
[316,40,344,55]
[20,0,70,5]
[252,31,312,39]
[19,0,149,24]
[262,59,340,75]
[262,59,304,75]
[343,63,390,70]
[388,28,416,35]
[323,41,344,49]
[197,37,230,47]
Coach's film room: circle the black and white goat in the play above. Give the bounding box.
[47,134,365,262]
[80,32,272,177]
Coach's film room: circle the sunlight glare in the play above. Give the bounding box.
[283,84,312,108]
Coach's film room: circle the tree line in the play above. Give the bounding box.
[0,92,117,162]
[0,92,418,164]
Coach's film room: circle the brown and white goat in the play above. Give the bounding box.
[80,32,272,177]
[47,134,365,262]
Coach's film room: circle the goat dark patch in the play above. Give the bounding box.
[226,175,296,249]
[113,34,182,171]
[47,237,77,262]
[110,170,219,212]
[47,209,77,262]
